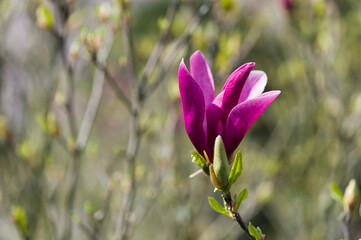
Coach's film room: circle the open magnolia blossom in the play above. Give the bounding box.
[178,50,281,162]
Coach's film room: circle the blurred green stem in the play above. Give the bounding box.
[340,212,351,240]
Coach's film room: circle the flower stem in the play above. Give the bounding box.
[339,212,351,240]
[222,192,256,240]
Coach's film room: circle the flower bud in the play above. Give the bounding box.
[36,4,54,30]
[68,42,80,62]
[67,138,77,153]
[80,28,88,44]
[343,179,360,213]
[47,113,59,137]
[87,32,103,52]
[97,3,112,22]
[211,136,229,190]
[0,116,11,142]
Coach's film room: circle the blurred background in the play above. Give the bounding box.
[0,0,361,239]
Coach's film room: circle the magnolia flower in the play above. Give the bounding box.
[178,51,280,162]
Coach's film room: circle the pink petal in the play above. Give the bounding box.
[238,70,267,103]
[190,51,215,108]
[221,62,255,117]
[178,60,209,155]
[205,92,225,161]
[224,90,281,157]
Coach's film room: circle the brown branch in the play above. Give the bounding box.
[222,192,256,240]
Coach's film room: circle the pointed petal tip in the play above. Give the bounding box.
[236,62,255,73]
[190,50,206,64]
[191,50,204,57]
[260,90,281,100]
[246,62,255,68]
[271,90,281,96]
[179,59,189,73]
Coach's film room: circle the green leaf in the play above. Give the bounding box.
[35,113,48,132]
[11,205,30,236]
[208,197,231,218]
[221,0,232,10]
[329,183,343,206]
[191,151,206,168]
[236,188,248,210]
[36,4,54,29]
[228,151,243,187]
[256,227,263,239]
[248,222,261,240]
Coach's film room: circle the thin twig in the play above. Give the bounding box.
[339,212,351,240]
[120,0,137,87]
[76,63,104,150]
[63,151,81,240]
[117,111,140,240]
[222,192,256,240]
[130,107,177,236]
[77,32,115,150]
[138,0,180,100]
[91,53,132,112]
[48,5,81,239]
[92,182,114,240]
[143,1,214,99]
[115,2,142,239]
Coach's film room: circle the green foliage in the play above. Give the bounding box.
[248,222,263,240]
[191,151,206,168]
[236,188,248,211]
[83,201,94,215]
[329,183,343,207]
[35,113,47,132]
[36,4,54,29]
[208,197,231,218]
[221,0,232,10]
[2,0,361,239]
[228,151,243,187]
[11,205,30,237]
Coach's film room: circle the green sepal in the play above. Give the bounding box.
[208,197,231,218]
[228,151,243,188]
[191,151,206,168]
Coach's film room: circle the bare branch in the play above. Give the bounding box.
[143,1,214,99]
